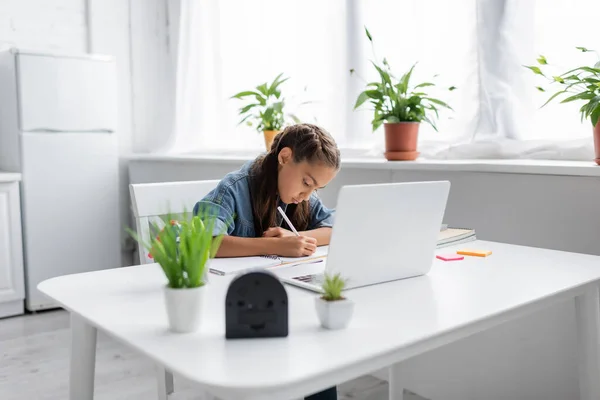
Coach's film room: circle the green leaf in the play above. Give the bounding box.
[272,101,284,114]
[398,63,416,94]
[537,55,548,65]
[560,92,596,103]
[256,83,269,95]
[372,118,384,132]
[365,90,383,99]
[255,95,267,106]
[231,90,260,99]
[591,105,600,126]
[371,61,392,85]
[448,86,457,91]
[560,66,600,77]
[576,46,592,52]
[540,89,567,107]
[414,82,435,89]
[536,86,545,92]
[553,76,565,84]
[364,26,372,42]
[524,65,546,76]
[268,73,289,95]
[424,97,453,110]
[239,103,259,114]
[386,116,400,123]
[423,115,438,131]
[354,91,370,109]
[238,114,253,126]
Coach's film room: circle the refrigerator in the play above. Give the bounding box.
[0,48,121,311]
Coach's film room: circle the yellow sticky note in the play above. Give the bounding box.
[457,249,492,257]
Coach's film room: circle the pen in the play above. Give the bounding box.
[277,206,300,236]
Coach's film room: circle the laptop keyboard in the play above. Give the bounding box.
[292,273,325,286]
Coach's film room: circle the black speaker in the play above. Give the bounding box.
[225,270,289,339]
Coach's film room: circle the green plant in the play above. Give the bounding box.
[231,73,301,133]
[525,47,600,127]
[127,207,228,289]
[351,27,456,132]
[321,272,347,301]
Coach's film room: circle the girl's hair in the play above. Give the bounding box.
[249,123,340,236]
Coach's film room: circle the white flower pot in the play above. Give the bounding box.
[315,297,355,330]
[164,285,205,333]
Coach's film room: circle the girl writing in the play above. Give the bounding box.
[194,123,341,400]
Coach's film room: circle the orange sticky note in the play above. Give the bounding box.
[457,249,492,257]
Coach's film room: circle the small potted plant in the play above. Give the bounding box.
[128,208,227,333]
[352,27,455,161]
[315,272,354,330]
[231,73,302,151]
[525,47,600,165]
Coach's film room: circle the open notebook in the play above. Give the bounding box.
[209,246,329,276]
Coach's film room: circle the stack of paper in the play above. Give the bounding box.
[437,227,476,249]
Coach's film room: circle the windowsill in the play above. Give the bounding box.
[127,153,600,177]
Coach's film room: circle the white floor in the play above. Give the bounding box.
[0,309,429,400]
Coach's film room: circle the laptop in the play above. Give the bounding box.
[279,181,451,292]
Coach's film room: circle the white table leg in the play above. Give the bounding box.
[388,363,406,400]
[575,285,600,400]
[155,366,174,400]
[70,314,97,400]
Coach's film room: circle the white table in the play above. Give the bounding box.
[38,240,600,400]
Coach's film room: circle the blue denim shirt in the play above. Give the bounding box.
[193,161,335,237]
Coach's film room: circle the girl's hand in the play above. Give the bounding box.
[276,236,317,257]
[263,227,295,238]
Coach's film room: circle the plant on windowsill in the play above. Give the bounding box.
[351,27,456,161]
[231,73,302,151]
[524,47,600,165]
[315,272,354,330]
[127,207,227,333]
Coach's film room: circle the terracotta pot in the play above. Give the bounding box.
[384,122,420,161]
[263,130,279,151]
[594,122,600,165]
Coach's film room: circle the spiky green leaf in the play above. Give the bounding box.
[524,65,546,76]
[364,26,372,42]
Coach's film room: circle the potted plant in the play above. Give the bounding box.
[352,27,456,161]
[128,209,227,333]
[315,272,354,330]
[525,47,600,165]
[231,73,302,151]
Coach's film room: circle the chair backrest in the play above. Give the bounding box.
[129,180,220,264]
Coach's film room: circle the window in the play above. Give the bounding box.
[167,0,599,160]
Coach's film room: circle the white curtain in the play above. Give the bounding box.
[164,0,600,160]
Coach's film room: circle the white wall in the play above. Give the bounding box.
[0,0,87,52]
[86,0,135,265]
[129,158,600,400]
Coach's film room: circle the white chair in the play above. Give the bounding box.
[130,180,220,264]
[129,179,220,400]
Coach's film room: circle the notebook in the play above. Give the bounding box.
[209,246,329,276]
[437,227,476,249]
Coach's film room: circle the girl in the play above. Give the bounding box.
[194,123,341,400]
